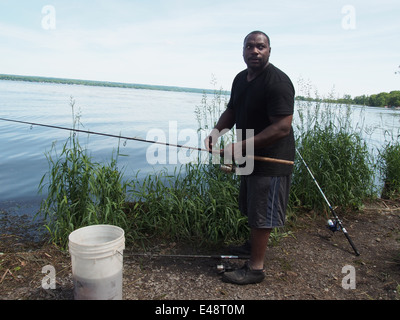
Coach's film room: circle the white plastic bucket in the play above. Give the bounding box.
[68,224,125,300]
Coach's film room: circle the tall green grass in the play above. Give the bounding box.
[127,83,249,246]
[38,83,398,249]
[292,95,375,212]
[195,75,233,153]
[38,99,128,248]
[128,163,246,246]
[378,141,400,199]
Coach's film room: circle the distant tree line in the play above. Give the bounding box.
[296,90,400,108]
[0,74,217,95]
[357,91,400,107]
[1,73,398,108]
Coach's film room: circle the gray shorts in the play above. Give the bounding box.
[239,175,291,229]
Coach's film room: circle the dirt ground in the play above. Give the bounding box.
[0,198,399,301]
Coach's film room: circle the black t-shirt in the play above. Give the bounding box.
[227,63,295,176]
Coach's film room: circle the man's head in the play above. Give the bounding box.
[243,31,271,72]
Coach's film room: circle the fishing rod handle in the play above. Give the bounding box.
[252,155,294,166]
[210,149,294,166]
[343,231,361,256]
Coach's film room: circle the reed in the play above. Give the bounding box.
[292,87,375,212]
[195,76,233,153]
[378,140,400,199]
[38,82,398,248]
[128,163,247,246]
[38,99,128,248]
[126,83,249,246]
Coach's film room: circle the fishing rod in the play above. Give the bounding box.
[296,149,360,256]
[1,116,357,255]
[125,252,249,260]
[0,117,294,166]
[124,252,250,274]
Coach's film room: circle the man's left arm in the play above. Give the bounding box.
[223,115,293,159]
[241,114,293,153]
[223,80,294,158]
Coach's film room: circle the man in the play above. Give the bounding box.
[204,31,295,285]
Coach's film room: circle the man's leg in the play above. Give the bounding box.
[221,228,269,285]
[249,227,272,270]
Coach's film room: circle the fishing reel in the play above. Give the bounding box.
[327,218,341,232]
[216,263,235,274]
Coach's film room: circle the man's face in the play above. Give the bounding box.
[243,33,271,71]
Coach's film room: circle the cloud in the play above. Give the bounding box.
[1,0,399,96]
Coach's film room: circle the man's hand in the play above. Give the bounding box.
[204,132,219,153]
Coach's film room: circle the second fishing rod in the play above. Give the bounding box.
[295,149,360,256]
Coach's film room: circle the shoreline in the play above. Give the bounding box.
[2,74,399,109]
[1,197,399,301]
[0,74,220,95]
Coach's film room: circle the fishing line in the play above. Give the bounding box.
[0,117,204,152]
[0,117,294,165]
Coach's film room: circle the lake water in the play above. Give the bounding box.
[0,80,208,215]
[1,80,399,216]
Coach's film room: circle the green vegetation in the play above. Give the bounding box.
[366,91,400,108]
[297,90,400,108]
[292,99,375,212]
[128,163,246,247]
[295,78,399,107]
[38,99,128,248]
[378,140,400,199]
[37,82,399,250]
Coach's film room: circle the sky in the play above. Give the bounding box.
[0,0,399,98]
